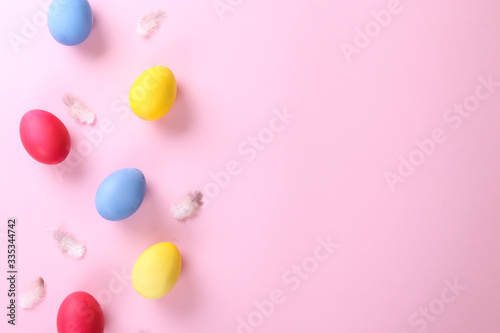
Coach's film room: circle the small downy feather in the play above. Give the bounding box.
[62,93,96,125]
[53,228,86,259]
[137,10,166,37]
[171,190,203,221]
[20,277,45,309]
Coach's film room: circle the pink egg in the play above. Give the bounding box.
[19,109,71,164]
[57,291,104,333]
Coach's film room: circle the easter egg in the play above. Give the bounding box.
[95,168,146,221]
[48,0,93,46]
[132,242,182,299]
[19,109,71,165]
[129,66,177,121]
[56,291,104,333]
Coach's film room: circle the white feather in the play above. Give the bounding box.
[137,10,166,37]
[53,229,86,259]
[62,92,96,125]
[20,277,45,309]
[171,190,204,221]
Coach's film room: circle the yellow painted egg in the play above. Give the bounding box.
[129,66,177,121]
[132,242,182,299]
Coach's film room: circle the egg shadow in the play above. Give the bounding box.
[120,181,176,244]
[154,82,194,135]
[49,134,88,183]
[75,11,107,57]
[155,254,199,316]
[78,261,129,330]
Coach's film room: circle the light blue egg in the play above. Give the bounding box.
[47,0,93,46]
[95,168,146,221]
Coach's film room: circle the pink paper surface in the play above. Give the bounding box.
[1,0,500,332]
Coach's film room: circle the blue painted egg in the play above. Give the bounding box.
[95,168,146,221]
[47,0,93,46]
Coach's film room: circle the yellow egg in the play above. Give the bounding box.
[132,242,182,299]
[129,66,177,121]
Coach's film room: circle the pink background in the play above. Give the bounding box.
[1,0,500,332]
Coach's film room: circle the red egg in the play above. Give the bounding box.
[57,291,104,333]
[19,109,71,164]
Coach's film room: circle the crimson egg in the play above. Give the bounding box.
[19,109,71,164]
[56,291,104,333]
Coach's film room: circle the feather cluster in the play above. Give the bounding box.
[20,277,45,309]
[171,190,204,221]
[62,93,95,125]
[53,228,86,259]
[137,10,166,37]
